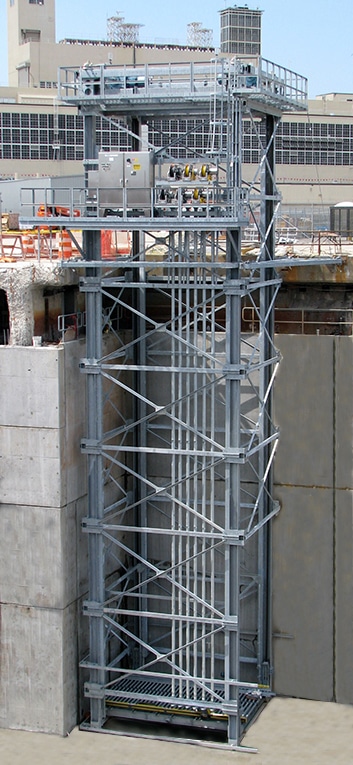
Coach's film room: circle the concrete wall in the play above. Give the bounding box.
[273,335,353,704]
[1,331,353,735]
[0,341,87,735]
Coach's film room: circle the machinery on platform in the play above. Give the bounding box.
[87,151,223,218]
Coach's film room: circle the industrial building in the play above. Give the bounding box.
[1,1,353,223]
[1,0,353,753]
[2,85,353,225]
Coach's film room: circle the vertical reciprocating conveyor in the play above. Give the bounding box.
[54,59,307,749]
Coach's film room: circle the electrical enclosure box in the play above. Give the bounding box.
[89,150,155,215]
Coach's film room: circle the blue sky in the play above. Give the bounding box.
[0,0,352,97]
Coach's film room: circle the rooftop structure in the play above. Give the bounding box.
[187,22,213,48]
[220,6,262,56]
[106,14,143,45]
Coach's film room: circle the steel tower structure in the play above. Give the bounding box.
[106,14,142,44]
[187,22,213,48]
[22,58,308,748]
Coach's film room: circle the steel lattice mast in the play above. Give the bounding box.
[23,59,308,748]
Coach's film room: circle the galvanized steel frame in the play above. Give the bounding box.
[60,62,305,748]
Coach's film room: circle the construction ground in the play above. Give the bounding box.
[1,697,353,765]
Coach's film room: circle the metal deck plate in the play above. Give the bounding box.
[104,674,266,736]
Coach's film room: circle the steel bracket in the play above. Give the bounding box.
[79,358,100,373]
[84,683,105,699]
[79,277,101,292]
[81,438,101,453]
[81,517,102,532]
[83,601,104,618]
[223,448,247,463]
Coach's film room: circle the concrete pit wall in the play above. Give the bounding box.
[273,335,353,704]
[1,331,352,736]
[0,341,88,735]
[0,332,127,735]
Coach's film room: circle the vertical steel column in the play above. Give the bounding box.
[224,229,242,746]
[225,97,243,745]
[257,113,278,686]
[130,117,149,661]
[83,113,106,727]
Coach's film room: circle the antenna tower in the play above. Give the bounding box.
[107,12,143,44]
[187,22,213,47]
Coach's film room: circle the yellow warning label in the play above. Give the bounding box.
[133,163,141,171]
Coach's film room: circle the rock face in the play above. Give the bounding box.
[0,262,79,346]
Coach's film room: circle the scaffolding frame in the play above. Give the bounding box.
[187,22,213,48]
[107,14,142,44]
[22,61,308,749]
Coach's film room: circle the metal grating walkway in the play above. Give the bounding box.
[102,674,267,738]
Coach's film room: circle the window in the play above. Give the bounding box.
[29,1,44,4]
[21,30,40,42]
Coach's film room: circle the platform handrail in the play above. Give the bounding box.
[20,184,249,224]
[58,58,307,111]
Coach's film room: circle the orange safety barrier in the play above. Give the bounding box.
[37,204,81,218]
[58,230,73,259]
[36,232,58,258]
[101,230,131,258]
[113,230,131,255]
[37,205,49,217]
[101,229,112,258]
[56,205,81,217]
[22,233,35,257]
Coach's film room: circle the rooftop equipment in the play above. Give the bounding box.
[330,201,353,237]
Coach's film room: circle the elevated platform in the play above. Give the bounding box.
[19,213,249,231]
[19,184,249,230]
[58,58,307,117]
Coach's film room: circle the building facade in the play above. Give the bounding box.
[2,1,353,224]
[1,88,353,228]
[7,0,214,89]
